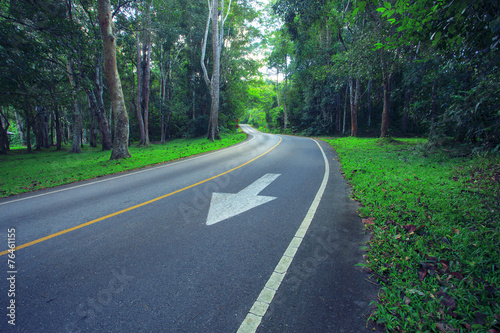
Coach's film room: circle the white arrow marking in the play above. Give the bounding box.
[206,173,281,225]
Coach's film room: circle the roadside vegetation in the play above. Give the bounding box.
[0,132,246,198]
[325,137,500,332]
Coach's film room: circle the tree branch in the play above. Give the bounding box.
[200,0,212,88]
[338,29,348,52]
[112,0,134,18]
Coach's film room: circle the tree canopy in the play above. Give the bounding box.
[0,0,260,156]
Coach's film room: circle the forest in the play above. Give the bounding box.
[0,0,262,158]
[1,0,498,158]
[266,0,499,147]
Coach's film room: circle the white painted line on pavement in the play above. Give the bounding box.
[237,139,330,333]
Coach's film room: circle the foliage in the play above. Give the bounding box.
[0,0,260,154]
[0,132,246,198]
[267,0,500,150]
[326,137,500,332]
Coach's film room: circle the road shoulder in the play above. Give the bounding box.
[257,139,380,332]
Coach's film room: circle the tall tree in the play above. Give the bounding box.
[66,58,83,153]
[97,0,131,159]
[268,30,292,130]
[0,106,9,154]
[135,0,152,146]
[201,0,232,141]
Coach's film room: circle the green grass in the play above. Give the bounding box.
[324,137,500,332]
[0,132,246,198]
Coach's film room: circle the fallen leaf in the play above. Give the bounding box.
[362,217,375,225]
[474,312,486,326]
[407,288,425,296]
[418,267,427,281]
[403,224,417,233]
[394,234,402,240]
[436,323,447,333]
[449,271,464,280]
[439,308,446,319]
[437,291,456,311]
[452,227,460,234]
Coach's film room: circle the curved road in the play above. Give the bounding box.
[0,125,378,332]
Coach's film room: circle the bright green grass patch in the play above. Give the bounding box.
[325,137,500,332]
[0,133,246,198]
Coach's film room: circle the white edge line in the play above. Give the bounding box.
[0,131,256,206]
[237,139,330,333]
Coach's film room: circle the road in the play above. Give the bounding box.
[0,125,378,332]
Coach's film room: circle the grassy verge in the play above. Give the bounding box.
[0,132,246,198]
[324,137,500,332]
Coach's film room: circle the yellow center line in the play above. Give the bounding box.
[0,136,283,257]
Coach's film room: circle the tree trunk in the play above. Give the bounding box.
[207,0,221,141]
[70,99,82,153]
[135,33,146,145]
[192,72,196,120]
[201,0,231,141]
[15,112,25,145]
[141,3,151,146]
[67,59,82,153]
[34,106,42,150]
[49,111,54,146]
[166,62,173,139]
[160,54,171,143]
[33,106,49,150]
[402,85,410,135]
[429,78,438,137]
[88,99,98,148]
[54,106,62,150]
[343,84,348,134]
[39,107,50,149]
[276,69,280,108]
[335,92,341,133]
[349,77,360,137]
[24,109,32,153]
[367,79,372,128]
[0,107,9,154]
[134,1,152,147]
[93,55,112,150]
[160,45,166,143]
[283,56,288,130]
[380,51,393,138]
[98,0,131,160]
[380,73,392,138]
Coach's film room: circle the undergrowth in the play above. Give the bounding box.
[325,137,500,333]
[0,133,246,198]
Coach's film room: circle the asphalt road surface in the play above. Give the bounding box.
[0,125,379,332]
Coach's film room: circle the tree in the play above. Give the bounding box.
[135,0,152,147]
[268,30,293,130]
[97,0,131,159]
[0,106,9,154]
[201,0,232,141]
[67,58,83,153]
